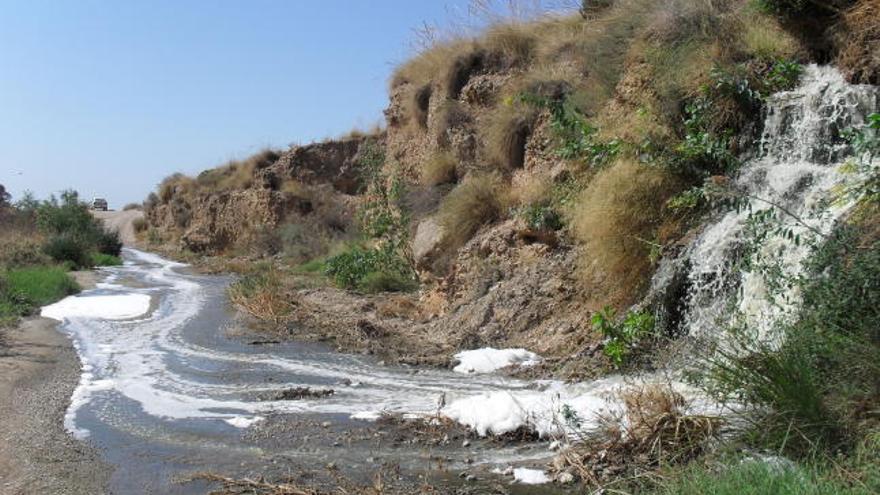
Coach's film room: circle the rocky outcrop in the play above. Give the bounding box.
[145,137,372,254]
[265,137,379,195]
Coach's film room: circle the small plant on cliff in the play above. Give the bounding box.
[592,306,656,367]
[324,244,416,293]
[518,92,620,168]
[438,173,510,250]
[515,203,563,230]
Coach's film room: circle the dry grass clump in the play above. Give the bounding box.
[482,21,538,68]
[195,148,281,192]
[836,0,880,85]
[158,173,193,203]
[740,9,802,61]
[557,384,720,486]
[438,173,510,249]
[573,159,681,305]
[483,102,538,169]
[227,266,293,324]
[0,230,49,268]
[511,172,553,207]
[420,152,459,186]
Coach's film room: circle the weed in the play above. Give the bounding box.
[515,204,563,230]
[324,244,415,293]
[420,152,458,187]
[519,92,620,167]
[91,253,123,266]
[591,306,656,366]
[438,173,510,250]
[227,266,293,324]
[573,159,681,305]
[0,266,79,322]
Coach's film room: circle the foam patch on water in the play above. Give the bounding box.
[225,416,263,428]
[42,294,152,321]
[513,468,550,484]
[452,348,541,374]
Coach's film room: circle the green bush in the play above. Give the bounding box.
[516,204,563,230]
[592,306,656,367]
[358,271,418,293]
[0,266,80,324]
[324,244,415,293]
[42,234,93,269]
[92,253,123,267]
[95,229,122,256]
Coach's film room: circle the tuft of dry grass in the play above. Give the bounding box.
[0,229,49,268]
[572,159,681,306]
[556,383,720,487]
[836,0,880,85]
[482,21,538,67]
[420,152,459,187]
[483,102,537,170]
[227,266,294,324]
[740,8,802,61]
[511,172,553,207]
[195,148,281,192]
[438,173,510,250]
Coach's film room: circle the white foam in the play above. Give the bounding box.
[351,410,382,421]
[42,294,152,321]
[513,468,550,484]
[225,416,263,428]
[452,348,541,374]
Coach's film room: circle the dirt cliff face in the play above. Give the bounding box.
[144,137,375,255]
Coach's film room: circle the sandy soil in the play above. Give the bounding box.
[0,272,111,494]
[93,209,143,245]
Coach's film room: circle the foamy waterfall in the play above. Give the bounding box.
[678,65,879,342]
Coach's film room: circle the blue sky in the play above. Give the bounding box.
[0,0,502,207]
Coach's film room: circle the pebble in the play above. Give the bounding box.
[321,421,332,428]
[462,439,471,447]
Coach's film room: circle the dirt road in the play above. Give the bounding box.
[0,273,111,495]
[93,209,143,245]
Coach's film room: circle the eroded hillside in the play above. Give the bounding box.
[140,0,879,375]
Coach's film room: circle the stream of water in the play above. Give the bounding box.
[42,65,878,493]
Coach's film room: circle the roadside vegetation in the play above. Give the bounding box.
[0,187,122,326]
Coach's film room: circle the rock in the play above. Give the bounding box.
[412,218,446,270]
[556,472,575,484]
[321,421,332,428]
[462,439,471,447]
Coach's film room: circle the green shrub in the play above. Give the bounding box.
[1,266,80,324]
[520,92,620,168]
[516,204,563,230]
[358,271,418,293]
[324,244,415,293]
[95,229,122,256]
[592,306,656,367]
[42,234,93,269]
[92,253,122,266]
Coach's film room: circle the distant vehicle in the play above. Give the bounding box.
[92,198,108,211]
